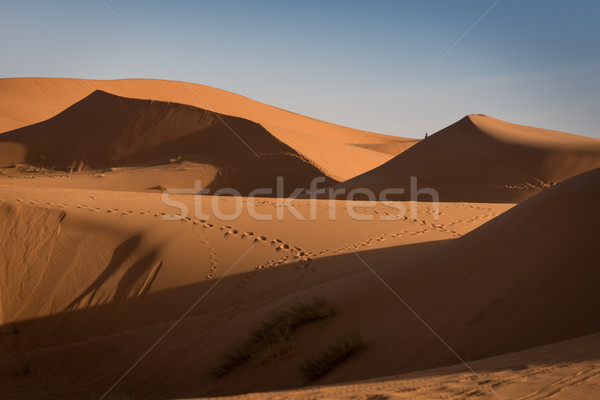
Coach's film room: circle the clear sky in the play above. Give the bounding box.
[1,0,599,139]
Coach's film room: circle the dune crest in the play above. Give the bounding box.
[0,77,418,180]
[336,114,600,202]
[0,90,338,194]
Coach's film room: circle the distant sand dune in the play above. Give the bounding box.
[0,77,417,180]
[0,90,335,194]
[335,114,600,202]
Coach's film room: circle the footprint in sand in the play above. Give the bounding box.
[223,229,239,238]
[275,243,290,251]
[254,235,268,243]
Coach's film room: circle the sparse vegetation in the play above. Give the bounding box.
[212,295,336,378]
[299,330,366,382]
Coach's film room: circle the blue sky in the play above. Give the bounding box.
[1,0,599,138]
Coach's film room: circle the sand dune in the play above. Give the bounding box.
[362,166,600,373]
[0,78,417,180]
[336,114,600,202]
[201,330,600,400]
[0,185,506,349]
[0,198,286,345]
[184,167,600,396]
[1,77,599,399]
[0,179,511,398]
[1,168,598,398]
[0,90,337,194]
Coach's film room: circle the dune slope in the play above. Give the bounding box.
[168,167,600,395]
[0,77,417,180]
[0,90,336,194]
[316,167,600,383]
[336,114,600,202]
[0,169,597,398]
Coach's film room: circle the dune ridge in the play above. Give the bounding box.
[0,77,418,180]
[0,90,338,194]
[336,114,600,202]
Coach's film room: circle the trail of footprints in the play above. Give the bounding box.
[315,360,595,400]
[10,197,313,284]
[312,212,501,257]
[9,197,499,285]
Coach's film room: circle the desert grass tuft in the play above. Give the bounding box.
[299,329,366,382]
[212,295,336,378]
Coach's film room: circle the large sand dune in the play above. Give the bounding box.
[336,114,600,202]
[1,77,599,399]
[0,185,505,349]
[0,90,335,195]
[0,167,598,398]
[0,78,417,180]
[181,167,600,396]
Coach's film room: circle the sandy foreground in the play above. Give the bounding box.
[0,183,511,399]
[1,78,600,400]
[204,331,600,400]
[1,173,599,400]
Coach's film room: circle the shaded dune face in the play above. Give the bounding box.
[0,90,336,195]
[336,115,600,202]
[378,167,600,368]
[0,78,417,181]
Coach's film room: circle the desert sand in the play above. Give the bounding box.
[0,78,418,182]
[336,114,600,202]
[1,78,599,400]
